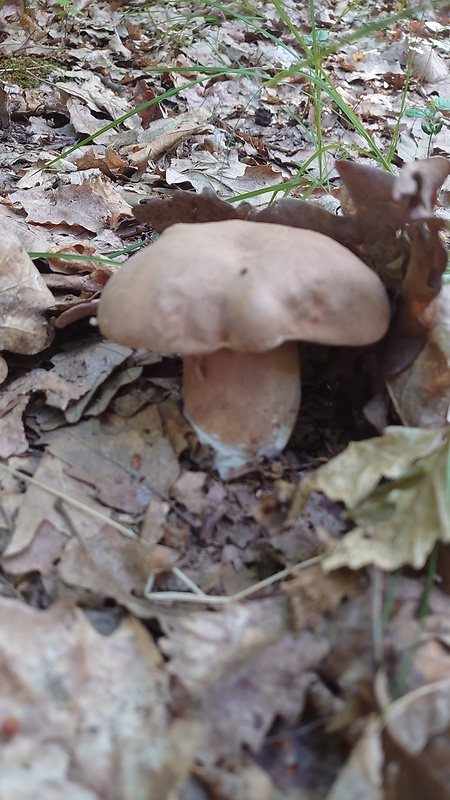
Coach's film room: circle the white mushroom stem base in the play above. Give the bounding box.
[183,342,301,479]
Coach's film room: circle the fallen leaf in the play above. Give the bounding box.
[392,156,450,221]
[382,677,450,800]
[326,717,383,800]
[57,507,158,617]
[289,427,450,571]
[171,470,211,515]
[49,339,134,423]
[0,231,54,361]
[0,598,203,799]
[283,564,363,632]
[2,520,68,578]
[199,630,328,761]
[387,284,450,425]
[133,187,359,248]
[11,182,110,233]
[159,596,291,696]
[45,405,180,512]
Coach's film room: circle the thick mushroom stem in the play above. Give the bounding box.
[182,341,301,479]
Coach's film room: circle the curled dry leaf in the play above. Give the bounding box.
[387,284,450,426]
[132,187,241,231]
[337,157,449,372]
[0,340,132,460]
[338,156,450,229]
[392,156,450,222]
[0,231,54,370]
[381,678,450,800]
[133,186,360,247]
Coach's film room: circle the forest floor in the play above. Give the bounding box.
[0,1,450,798]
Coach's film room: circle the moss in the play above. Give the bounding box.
[0,56,64,89]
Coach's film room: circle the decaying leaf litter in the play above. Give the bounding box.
[1,0,450,797]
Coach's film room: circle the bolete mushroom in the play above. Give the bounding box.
[98,220,390,478]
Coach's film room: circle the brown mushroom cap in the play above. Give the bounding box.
[98,220,390,354]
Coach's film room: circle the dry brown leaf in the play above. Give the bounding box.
[125,107,212,161]
[337,158,448,353]
[165,154,283,198]
[195,760,288,800]
[133,187,241,231]
[0,231,54,363]
[0,367,96,459]
[411,44,448,82]
[326,717,384,800]
[289,427,446,517]
[159,596,291,696]
[200,631,328,761]
[57,72,139,126]
[2,402,179,565]
[380,676,450,800]
[0,394,30,457]
[288,427,450,571]
[2,520,68,578]
[384,678,450,756]
[283,564,363,632]
[171,470,211,515]
[0,598,203,799]
[1,450,104,561]
[387,284,450,425]
[66,97,114,143]
[49,340,134,423]
[88,174,133,227]
[57,507,158,617]
[133,187,359,247]
[45,405,180,512]
[11,182,110,233]
[392,156,450,221]
[0,341,133,458]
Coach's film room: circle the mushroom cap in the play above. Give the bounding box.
[98,220,390,353]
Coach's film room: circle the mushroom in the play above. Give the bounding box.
[98,220,390,478]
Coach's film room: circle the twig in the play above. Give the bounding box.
[145,556,322,605]
[0,463,138,539]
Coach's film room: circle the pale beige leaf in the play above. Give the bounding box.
[289,428,450,571]
[0,599,202,799]
[289,427,447,517]
[326,718,383,800]
[0,231,54,355]
[325,434,450,571]
[159,596,291,696]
